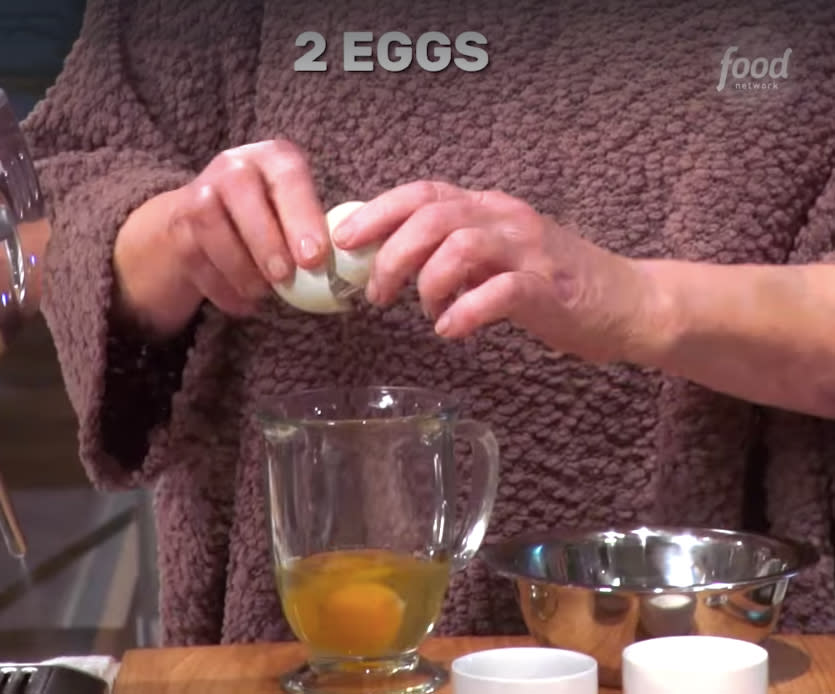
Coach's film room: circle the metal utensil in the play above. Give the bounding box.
[480,526,818,688]
[0,88,52,558]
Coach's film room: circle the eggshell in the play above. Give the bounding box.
[273,264,350,314]
[271,200,376,313]
[328,201,380,289]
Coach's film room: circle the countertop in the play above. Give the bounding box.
[112,634,835,693]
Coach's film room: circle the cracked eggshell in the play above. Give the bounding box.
[328,200,380,289]
[271,200,374,313]
[273,263,350,314]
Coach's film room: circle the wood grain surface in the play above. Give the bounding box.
[113,634,834,693]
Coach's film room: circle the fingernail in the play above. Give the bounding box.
[332,223,352,247]
[435,314,451,336]
[268,255,289,281]
[299,236,322,263]
[365,277,379,304]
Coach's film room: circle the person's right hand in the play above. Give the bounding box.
[112,139,331,338]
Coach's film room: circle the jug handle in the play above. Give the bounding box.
[0,204,25,300]
[451,419,500,572]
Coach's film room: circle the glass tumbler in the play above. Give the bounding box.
[260,386,501,694]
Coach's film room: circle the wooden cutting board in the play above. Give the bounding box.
[111,634,835,693]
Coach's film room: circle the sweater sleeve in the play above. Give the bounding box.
[788,162,835,265]
[21,0,238,489]
[758,157,835,632]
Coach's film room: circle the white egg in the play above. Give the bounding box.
[271,200,378,313]
[328,201,380,289]
[273,264,350,314]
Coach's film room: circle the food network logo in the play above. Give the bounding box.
[716,47,792,91]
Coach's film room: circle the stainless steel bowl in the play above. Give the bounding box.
[480,526,818,687]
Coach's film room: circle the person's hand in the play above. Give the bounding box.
[113,139,330,337]
[332,181,657,362]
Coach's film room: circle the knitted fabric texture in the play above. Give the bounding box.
[21,0,835,645]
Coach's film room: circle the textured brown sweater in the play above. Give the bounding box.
[20,0,835,645]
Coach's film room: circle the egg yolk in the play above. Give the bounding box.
[319,581,405,655]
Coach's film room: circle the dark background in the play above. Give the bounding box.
[0,0,86,118]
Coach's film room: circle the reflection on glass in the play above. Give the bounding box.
[0,88,52,558]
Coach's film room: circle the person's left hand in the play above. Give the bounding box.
[331,181,656,363]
